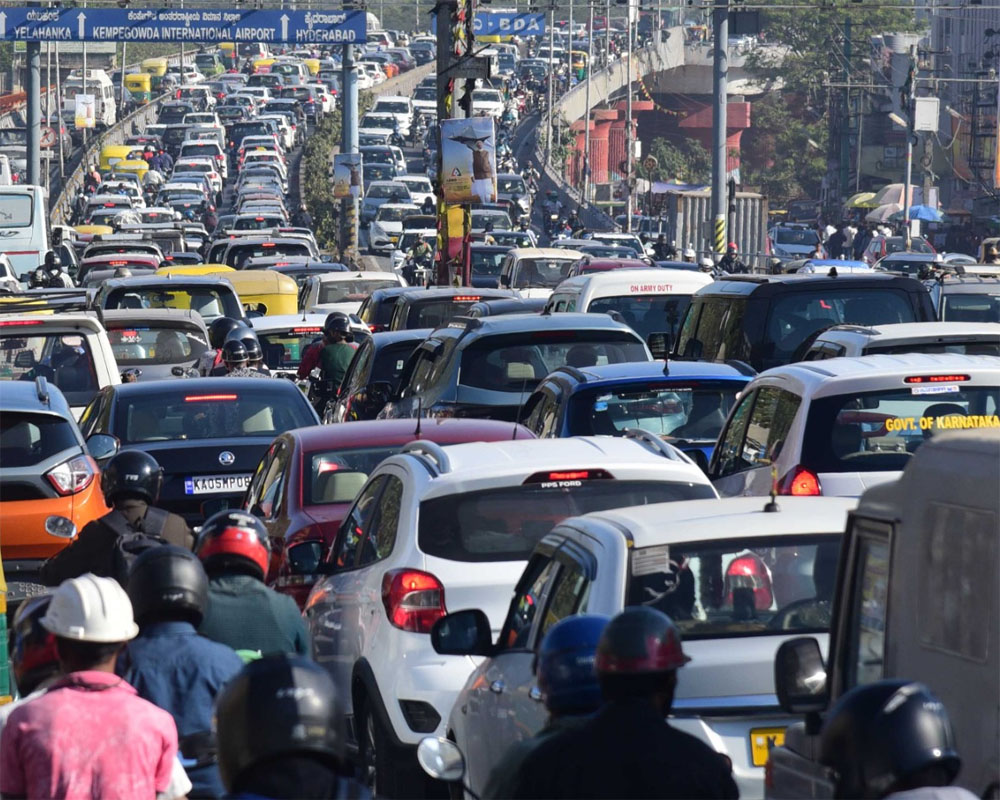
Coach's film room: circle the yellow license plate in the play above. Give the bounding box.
[749,727,785,767]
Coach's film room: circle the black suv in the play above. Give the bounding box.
[378,313,651,422]
[673,272,936,371]
[387,288,516,331]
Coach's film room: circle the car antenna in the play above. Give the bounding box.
[415,396,422,437]
[763,465,780,513]
[512,375,529,439]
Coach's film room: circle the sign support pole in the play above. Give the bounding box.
[55,43,64,182]
[711,0,728,256]
[340,42,359,263]
[26,40,40,186]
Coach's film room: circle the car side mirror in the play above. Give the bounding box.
[431,609,493,656]
[86,433,120,462]
[499,273,510,288]
[14,350,36,368]
[681,447,710,475]
[647,331,672,360]
[774,636,829,715]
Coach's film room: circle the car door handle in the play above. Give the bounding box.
[489,680,505,694]
[529,686,543,702]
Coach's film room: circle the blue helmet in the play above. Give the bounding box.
[536,614,610,715]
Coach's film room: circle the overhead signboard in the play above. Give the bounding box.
[0,7,366,44]
[432,11,545,37]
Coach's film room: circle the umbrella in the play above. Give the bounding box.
[865,203,901,223]
[889,204,942,223]
[447,125,490,145]
[845,191,877,209]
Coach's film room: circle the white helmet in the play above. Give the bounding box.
[41,574,139,643]
[700,256,714,268]
[683,247,696,259]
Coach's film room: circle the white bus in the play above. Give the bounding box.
[0,185,49,276]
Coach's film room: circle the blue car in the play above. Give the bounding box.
[519,360,753,468]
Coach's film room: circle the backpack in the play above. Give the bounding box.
[102,507,171,585]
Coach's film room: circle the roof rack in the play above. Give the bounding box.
[401,440,452,476]
[0,289,100,320]
[622,428,688,463]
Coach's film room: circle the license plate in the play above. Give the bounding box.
[184,473,252,495]
[749,727,785,767]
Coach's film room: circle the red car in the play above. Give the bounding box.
[243,418,535,607]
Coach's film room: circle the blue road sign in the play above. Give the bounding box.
[0,7,366,44]
[431,11,545,38]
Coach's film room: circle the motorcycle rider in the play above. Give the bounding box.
[717,242,748,274]
[652,235,677,261]
[196,510,310,658]
[699,256,716,274]
[296,311,352,381]
[483,615,610,799]
[404,233,433,285]
[215,654,368,800]
[241,332,271,375]
[120,546,244,798]
[198,316,243,376]
[543,190,563,234]
[511,606,738,799]
[682,245,697,263]
[221,339,269,379]
[43,251,74,288]
[41,451,194,588]
[818,679,976,800]
[316,314,355,408]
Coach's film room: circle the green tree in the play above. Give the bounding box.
[638,137,712,184]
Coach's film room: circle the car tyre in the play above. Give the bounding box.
[359,699,417,799]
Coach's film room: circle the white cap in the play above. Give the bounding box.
[684,247,696,258]
[41,574,139,643]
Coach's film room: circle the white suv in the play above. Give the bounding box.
[802,321,1000,360]
[303,433,716,796]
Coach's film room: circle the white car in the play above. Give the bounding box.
[172,158,223,197]
[471,88,505,119]
[360,112,399,141]
[440,495,857,799]
[396,175,434,209]
[369,203,421,255]
[304,435,717,793]
[251,313,367,378]
[361,181,412,225]
[181,112,222,127]
[710,352,1000,499]
[307,83,336,113]
[300,271,407,316]
[256,115,296,151]
[803,321,1000,360]
[372,96,413,138]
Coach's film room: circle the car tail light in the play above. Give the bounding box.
[778,465,822,496]
[46,455,96,496]
[381,568,446,633]
[0,319,43,326]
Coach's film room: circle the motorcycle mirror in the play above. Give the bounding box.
[417,737,466,783]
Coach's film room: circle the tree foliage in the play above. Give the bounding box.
[638,137,712,184]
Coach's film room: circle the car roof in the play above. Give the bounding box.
[555,267,711,292]
[0,378,75,418]
[544,359,754,386]
[398,287,515,303]
[508,247,586,258]
[316,271,400,284]
[571,496,856,549]
[290,417,533,450]
[441,310,641,337]
[933,275,1000,293]
[102,308,207,327]
[816,321,1000,341]
[107,376,305,398]
[696,272,921,296]
[250,313,328,332]
[756,353,1000,390]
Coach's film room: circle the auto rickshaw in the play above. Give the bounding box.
[253,58,276,74]
[219,42,239,69]
[113,159,150,182]
[141,58,168,91]
[98,144,135,173]
[303,58,321,76]
[124,73,152,105]
[571,50,588,78]
[158,265,297,316]
[158,263,235,277]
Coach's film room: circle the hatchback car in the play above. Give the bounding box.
[926,274,1000,322]
[300,272,407,316]
[387,288,516,332]
[103,309,210,382]
[303,435,716,794]
[436,495,856,799]
[802,321,1000,360]
[709,353,1000,498]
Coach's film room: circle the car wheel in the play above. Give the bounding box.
[359,698,432,799]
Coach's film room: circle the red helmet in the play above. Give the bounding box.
[196,510,271,580]
[595,606,691,675]
[724,552,773,612]
[11,594,60,693]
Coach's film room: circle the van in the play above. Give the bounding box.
[673,273,937,372]
[62,69,116,128]
[0,185,49,275]
[767,430,1000,799]
[545,268,712,348]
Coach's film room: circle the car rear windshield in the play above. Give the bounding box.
[626,534,842,639]
[404,299,480,329]
[230,242,310,269]
[367,183,407,200]
[306,446,399,504]
[866,340,1000,356]
[514,258,577,288]
[588,294,693,341]
[774,229,819,245]
[319,279,399,305]
[569,381,742,440]
[118,386,314,443]
[941,293,1000,323]
[0,333,98,407]
[108,324,209,366]
[103,286,241,323]
[885,238,933,255]
[459,331,648,392]
[1,411,78,468]
[375,101,410,114]
[235,216,285,230]
[802,385,1000,473]
[377,206,417,223]
[420,479,714,562]
[472,249,506,277]
[259,326,324,369]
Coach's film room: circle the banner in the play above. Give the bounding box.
[441,117,496,205]
[332,153,363,199]
[74,94,95,129]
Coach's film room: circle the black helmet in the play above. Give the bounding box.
[223,323,254,346]
[222,339,249,366]
[819,680,961,799]
[209,316,243,350]
[215,654,345,791]
[127,545,209,627]
[44,251,62,271]
[100,450,164,505]
[324,312,351,337]
[594,606,690,676]
[195,509,271,580]
[240,334,263,363]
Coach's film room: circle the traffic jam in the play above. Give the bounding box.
[0,25,998,800]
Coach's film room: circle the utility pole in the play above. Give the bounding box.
[26,41,41,186]
[624,0,633,231]
[839,17,850,202]
[902,44,916,249]
[340,42,359,261]
[45,42,51,194]
[583,1,593,202]
[546,4,555,166]
[711,0,728,256]
[605,0,610,70]
[55,43,64,182]
[119,42,128,119]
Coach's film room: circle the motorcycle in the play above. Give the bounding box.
[403,252,434,287]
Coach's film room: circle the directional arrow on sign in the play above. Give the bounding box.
[280,14,289,40]
[0,13,6,38]
[77,12,86,39]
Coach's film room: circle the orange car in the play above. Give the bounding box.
[0,378,108,597]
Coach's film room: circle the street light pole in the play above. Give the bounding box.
[710,0,729,256]
[583,1,593,202]
[546,4,555,166]
[902,44,916,249]
[625,0,633,231]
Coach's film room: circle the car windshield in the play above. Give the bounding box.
[258,325,324,369]
[588,294,693,341]
[626,534,843,639]
[376,101,409,114]
[400,178,431,192]
[766,289,917,362]
[885,238,933,255]
[377,206,418,223]
[231,242,310,269]
[414,87,435,101]
[103,286,241,322]
[473,212,510,230]
[493,232,533,247]
[306,446,400,505]
[497,177,526,194]
[514,258,576,288]
[940,294,1000,323]
[774,228,819,245]
[802,385,1000,473]
[0,333,98,407]
[866,339,1000,356]
[460,331,648,392]
[363,148,394,164]
[108,324,208,366]
[367,184,408,200]
[405,299,481,329]
[118,386,314,443]
[419,479,715,562]
[319,279,399,304]
[1,411,79,469]
[235,216,284,230]
[571,381,742,439]
[472,250,506,277]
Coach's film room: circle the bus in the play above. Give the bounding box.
[0,185,49,276]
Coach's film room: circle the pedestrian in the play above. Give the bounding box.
[483,615,610,799]
[40,451,194,587]
[853,225,874,260]
[294,203,313,229]
[215,654,368,800]
[818,679,977,800]
[120,546,244,798]
[0,575,179,800]
[196,510,310,658]
[510,606,738,799]
[826,223,847,259]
